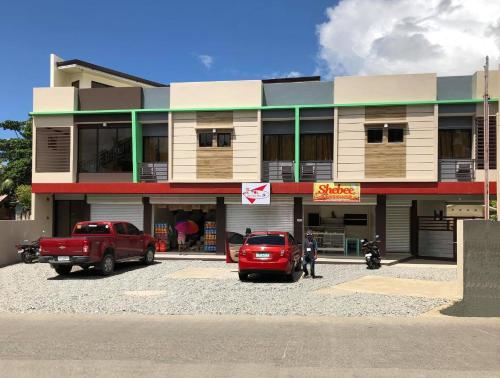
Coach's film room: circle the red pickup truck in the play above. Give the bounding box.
[39,221,156,276]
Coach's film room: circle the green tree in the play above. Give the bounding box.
[0,119,32,190]
[15,184,32,212]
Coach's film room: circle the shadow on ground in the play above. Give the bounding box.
[47,261,162,281]
[440,299,500,317]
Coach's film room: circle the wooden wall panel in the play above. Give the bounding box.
[365,106,406,122]
[197,148,233,179]
[365,141,406,178]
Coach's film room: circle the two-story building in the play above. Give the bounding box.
[30,54,500,259]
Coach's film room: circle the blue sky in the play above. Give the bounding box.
[0,0,337,138]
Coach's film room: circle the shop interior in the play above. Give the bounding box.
[303,204,375,255]
[152,204,216,252]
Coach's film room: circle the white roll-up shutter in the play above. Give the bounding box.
[386,206,410,252]
[226,204,294,236]
[90,204,144,231]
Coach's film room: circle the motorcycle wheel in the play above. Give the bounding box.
[21,252,33,264]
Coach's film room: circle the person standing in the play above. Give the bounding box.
[303,230,318,278]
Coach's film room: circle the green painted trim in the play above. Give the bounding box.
[131,111,142,183]
[294,107,300,182]
[29,98,499,117]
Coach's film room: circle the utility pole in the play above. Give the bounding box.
[483,56,490,220]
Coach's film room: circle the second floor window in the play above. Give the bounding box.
[263,134,294,161]
[300,134,333,161]
[199,132,213,147]
[78,125,132,173]
[217,133,231,147]
[439,129,472,159]
[143,136,168,162]
[367,128,383,143]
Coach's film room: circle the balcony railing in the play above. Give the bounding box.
[262,161,295,182]
[262,160,334,182]
[140,162,168,182]
[438,159,475,182]
[300,161,333,182]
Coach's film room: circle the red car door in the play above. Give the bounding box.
[125,223,143,257]
[113,223,130,259]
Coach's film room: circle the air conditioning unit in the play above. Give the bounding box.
[445,204,484,218]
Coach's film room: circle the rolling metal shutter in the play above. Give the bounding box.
[386,206,410,253]
[226,204,294,236]
[90,204,144,231]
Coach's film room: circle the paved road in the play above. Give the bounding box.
[0,313,499,377]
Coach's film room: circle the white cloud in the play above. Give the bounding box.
[316,0,500,77]
[198,54,214,69]
[264,70,303,79]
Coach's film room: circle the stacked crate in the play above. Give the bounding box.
[204,221,216,252]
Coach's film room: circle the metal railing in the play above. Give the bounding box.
[438,159,475,182]
[300,160,333,181]
[262,161,295,182]
[140,162,168,182]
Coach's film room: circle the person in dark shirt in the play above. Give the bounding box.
[303,230,318,278]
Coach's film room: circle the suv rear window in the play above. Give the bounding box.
[246,235,285,246]
[73,223,111,235]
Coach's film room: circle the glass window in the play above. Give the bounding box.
[246,235,285,246]
[126,223,141,235]
[73,223,111,235]
[143,136,168,162]
[199,132,213,147]
[78,126,132,173]
[217,133,231,147]
[114,223,127,235]
[263,134,294,161]
[439,129,472,159]
[388,128,404,143]
[78,129,97,173]
[300,134,333,161]
[367,128,383,143]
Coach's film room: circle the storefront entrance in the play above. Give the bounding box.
[152,202,216,252]
[303,198,376,255]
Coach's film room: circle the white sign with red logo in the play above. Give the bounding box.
[242,183,271,205]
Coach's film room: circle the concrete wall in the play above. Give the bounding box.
[335,105,437,181]
[232,111,261,181]
[33,87,77,112]
[263,81,334,105]
[0,221,49,267]
[32,116,76,184]
[456,219,500,316]
[437,76,473,100]
[472,69,500,99]
[334,73,436,103]
[170,80,262,108]
[0,194,52,267]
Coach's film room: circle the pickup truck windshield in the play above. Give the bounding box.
[246,235,285,246]
[73,224,111,235]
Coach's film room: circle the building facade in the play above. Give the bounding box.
[30,54,500,259]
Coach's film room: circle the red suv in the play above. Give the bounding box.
[238,232,302,281]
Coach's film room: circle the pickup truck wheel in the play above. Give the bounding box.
[54,265,72,276]
[143,246,155,265]
[99,253,115,276]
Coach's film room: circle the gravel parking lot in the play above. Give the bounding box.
[0,260,455,317]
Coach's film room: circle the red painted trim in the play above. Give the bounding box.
[32,181,496,195]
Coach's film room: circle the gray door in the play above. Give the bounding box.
[386,206,410,253]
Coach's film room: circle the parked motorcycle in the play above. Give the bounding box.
[361,235,381,269]
[16,239,41,264]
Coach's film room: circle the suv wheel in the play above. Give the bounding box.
[99,253,115,276]
[143,246,155,265]
[54,265,72,276]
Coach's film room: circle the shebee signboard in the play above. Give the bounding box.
[313,182,361,203]
[242,183,271,205]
